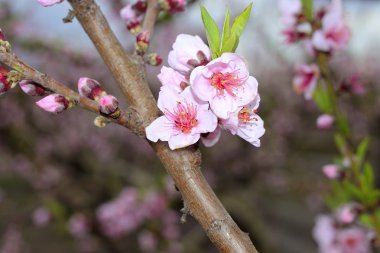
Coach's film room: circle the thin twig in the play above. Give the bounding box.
[142,0,160,37]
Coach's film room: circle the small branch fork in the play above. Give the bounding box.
[0,0,260,252]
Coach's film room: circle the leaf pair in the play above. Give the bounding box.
[200,3,253,59]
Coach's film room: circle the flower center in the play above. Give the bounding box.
[210,72,244,96]
[165,101,198,134]
[238,108,258,126]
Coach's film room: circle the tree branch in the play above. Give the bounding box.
[142,0,160,37]
[63,0,259,252]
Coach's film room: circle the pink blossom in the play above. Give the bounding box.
[317,114,335,129]
[0,29,5,41]
[278,0,302,26]
[221,95,265,147]
[322,164,341,180]
[35,94,69,114]
[120,4,139,23]
[77,77,105,101]
[340,74,366,95]
[158,66,188,93]
[312,0,350,52]
[138,231,158,252]
[32,207,51,227]
[98,95,119,115]
[68,213,90,238]
[190,53,258,119]
[142,192,167,218]
[201,126,222,147]
[335,227,372,253]
[168,34,211,76]
[19,80,47,96]
[336,204,360,225]
[146,87,217,150]
[37,0,64,7]
[293,63,320,99]
[313,215,337,249]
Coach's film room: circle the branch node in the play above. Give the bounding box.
[63,9,76,23]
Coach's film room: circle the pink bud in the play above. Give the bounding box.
[36,94,69,114]
[127,20,142,35]
[0,29,5,41]
[37,0,64,7]
[322,164,341,180]
[145,53,162,66]
[159,0,186,14]
[99,95,119,116]
[132,0,147,13]
[136,31,150,54]
[340,74,366,95]
[0,66,10,95]
[19,80,47,96]
[77,77,105,101]
[317,114,335,129]
[336,204,361,225]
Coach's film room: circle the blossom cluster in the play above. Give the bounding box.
[146,34,265,150]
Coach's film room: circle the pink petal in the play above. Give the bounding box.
[168,133,200,150]
[145,116,173,142]
[201,127,222,147]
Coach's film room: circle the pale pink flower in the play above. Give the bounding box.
[68,213,90,238]
[99,95,119,115]
[19,80,47,96]
[293,63,320,99]
[190,53,258,119]
[32,207,51,227]
[221,95,265,147]
[312,0,350,52]
[336,204,360,225]
[138,231,158,252]
[120,4,140,23]
[146,87,217,150]
[336,227,372,253]
[37,0,63,7]
[317,114,335,129]
[322,164,341,180]
[168,34,211,76]
[313,215,337,250]
[35,94,69,114]
[158,66,188,93]
[278,0,302,26]
[201,126,222,147]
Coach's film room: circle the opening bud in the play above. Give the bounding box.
[94,116,111,128]
[136,31,150,55]
[322,164,344,180]
[127,20,142,36]
[145,53,162,66]
[36,94,71,114]
[158,0,186,14]
[99,95,120,118]
[20,80,48,96]
[78,77,106,101]
[132,0,147,13]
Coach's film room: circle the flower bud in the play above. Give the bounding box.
[316,114,335,129]
[0,29,5,41]
[159,0,186,14]
[127,20,142,36]
[336,203,362,225]
[136,31,150,55]
[36,94,70,114]
[145,53,162,66]
[99,95,120,118]
[94,116,111,128]
[37,0,64,7]
[132,0,147,13]
[19,80,48,96]
[0,67,10,95]
[322,164,343,180]
[77,77,106,101]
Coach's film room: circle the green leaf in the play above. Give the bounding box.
[231,3,253,39]
[336,113,350,138]
[301,0,313,20]
[220,33,239,54]
[221,8,231,46]
[363,163,375,189]
[356,137,369,168]
[200,5,221,59]
[334,133,346,153]
[313,82,332,113]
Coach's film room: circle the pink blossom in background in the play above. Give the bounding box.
[120,4,140,23]
[221,95,265,147]
[313,215,337,250]
[317,114,335,129]
[35,94,69,114]
[335,204,360,225]
[201,126,222,147]
[37,0,64,7]
[158,66,188,93]
[68,213,90,238]
[0,29,5,41]
[312,0,350,52]
[340,74,366,95]
[32,207,51,227]
[168,34,211,76]
[142,192,167,218]
[19,80,47,96]
[322,164,341,180]
[190,53,258,119]
[146,87,217,150]
[335,227,372,253]
[138,230,158,252]
[293,63,320,99]
[278,0,302,26]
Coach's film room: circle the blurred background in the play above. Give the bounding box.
[0,0,380,252]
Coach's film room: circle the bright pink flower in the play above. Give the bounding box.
[168,34,211,76]
[221,95,264,147]
[37,0,63,7]
[317,114,335,129]
[36,94,69,114]
[78,77,105,101]
[312,0,350,52]
[190,53,258,119]
[201,126,222,147]
[293,63,320,99]
[322,164,341,179]
[336,204,360,225]
[146,87,217,150]
[99,95,119,115]
[19,80,47,96]
[158,66,188,93]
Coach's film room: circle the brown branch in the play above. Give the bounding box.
[0,51,140,134]
[64,0,258,252]
[142,0,160,37]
